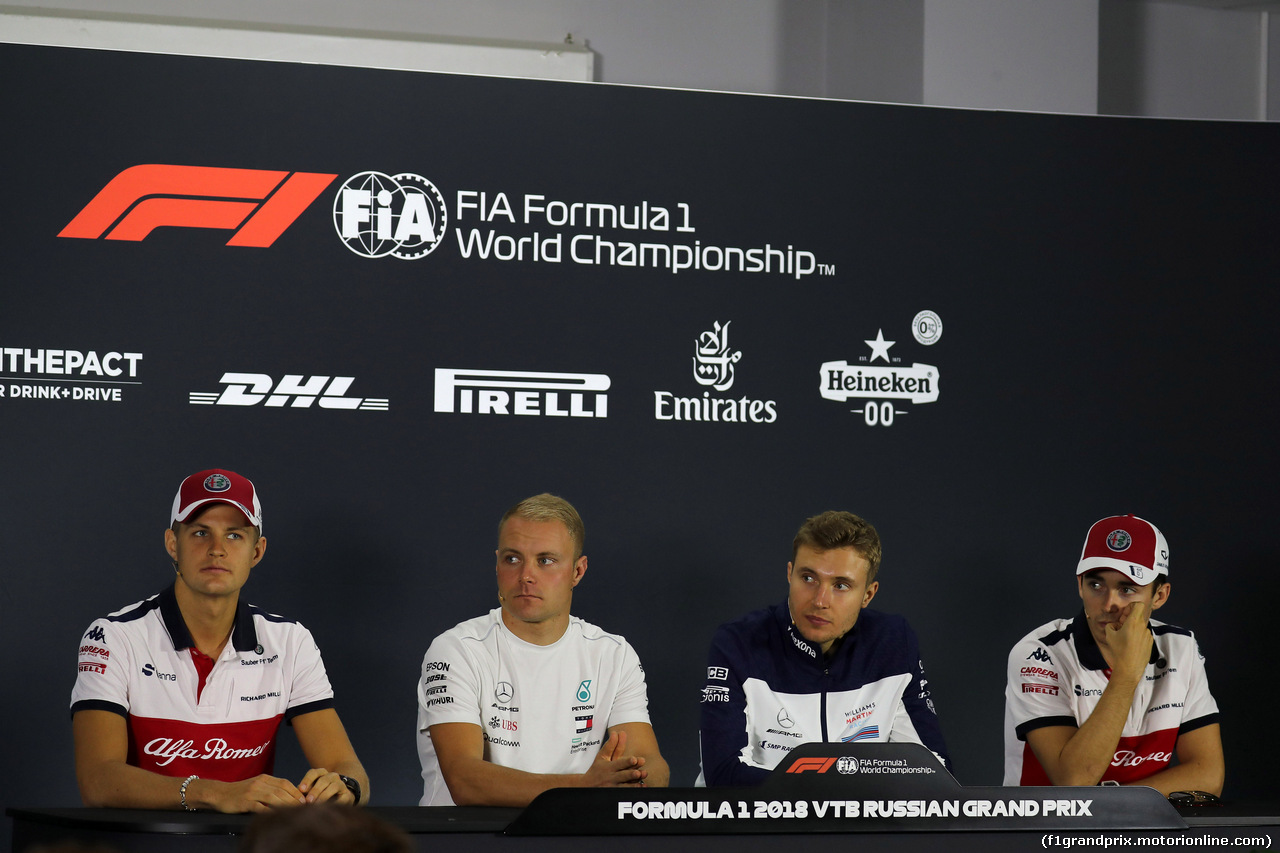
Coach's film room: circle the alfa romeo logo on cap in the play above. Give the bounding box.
[1106,529,1131,551]
[204,474,231,492]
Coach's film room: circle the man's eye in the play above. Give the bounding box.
[539,557,556,566]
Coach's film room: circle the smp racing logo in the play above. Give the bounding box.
[819,313,943,427]
[60,165,336,246]
[332,171,447,259]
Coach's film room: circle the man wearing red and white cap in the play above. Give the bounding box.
[1003,515,1223,796]
[71,469,369,813]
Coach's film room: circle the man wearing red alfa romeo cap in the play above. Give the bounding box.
[1003,515,1223,796]
[71,469,369,812]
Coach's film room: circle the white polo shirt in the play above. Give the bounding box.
[71,586,334,781]
[416,608,653,805]
[1004,612,1219,786]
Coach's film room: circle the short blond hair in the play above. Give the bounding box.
[498,493,585,559]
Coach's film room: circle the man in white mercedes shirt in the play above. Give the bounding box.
[71,468,368,812]
[416,493,669,806]
[1004,514,1223,795]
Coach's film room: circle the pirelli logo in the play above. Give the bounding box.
[433,368,610,418]
[60,164,336,247]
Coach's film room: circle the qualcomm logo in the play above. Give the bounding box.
[819,317,942,428]
[333,171,447,259]
[655,321,777,424]
[189,373,389,411]
[434,368,609,418]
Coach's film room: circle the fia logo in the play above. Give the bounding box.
[189,373,389,411]
[333,171,447,259]
[692,321,742,392]
[577,680,592,702]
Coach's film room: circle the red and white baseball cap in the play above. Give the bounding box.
[1076,514,1168,585]
[170,469,263,530]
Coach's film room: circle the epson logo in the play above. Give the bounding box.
[434,368,609,418]
[189,373,388,411]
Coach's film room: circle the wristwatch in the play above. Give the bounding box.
[338,774,362,804]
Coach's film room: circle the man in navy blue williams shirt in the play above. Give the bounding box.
[697,510,949,786]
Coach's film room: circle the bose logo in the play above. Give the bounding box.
[61,165,335,247]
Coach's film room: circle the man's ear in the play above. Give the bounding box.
[571,555,588,587]
[164,527,178,562]
[251,534,267,567]
[1151,581,1171,611]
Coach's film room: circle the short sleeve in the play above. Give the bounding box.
[283,623,335,719]
[70,619,130,717]
[417,631,482,731]
[606,641,652,726]
[1178,631,1220,732]
[1006,636,1075,741]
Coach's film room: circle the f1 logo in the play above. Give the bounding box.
[785,757,836,774]
[60,165,336,247]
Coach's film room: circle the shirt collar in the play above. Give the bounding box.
[1071,609,1160,671]
[157,585,260,653]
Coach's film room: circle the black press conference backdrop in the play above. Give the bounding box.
[2,42,1277,821]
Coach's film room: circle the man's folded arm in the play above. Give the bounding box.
[611,721,669,788]
[292,707,370,804]
[72,709,306,812]
[429,722,649,807]
[1117,722,1223,797]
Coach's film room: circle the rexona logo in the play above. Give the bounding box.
[189,373,388,411]
[434,368,609,418]
[60,165,336,246]
[333,171,447,259]
[654,321,777,424]
[819,318,942,428]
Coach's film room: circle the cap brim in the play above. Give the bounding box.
[173,498,261,528]
[1077,556,1156,585]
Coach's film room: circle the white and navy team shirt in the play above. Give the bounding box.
[71,586,335,781]
[1004,612,1219,786]
[416,608,653,806]
[697,601,950,787]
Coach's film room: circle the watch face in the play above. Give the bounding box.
[338,774,361,802]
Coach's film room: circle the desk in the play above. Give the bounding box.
[14,745,1277,852]
[8,804,1280,853]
